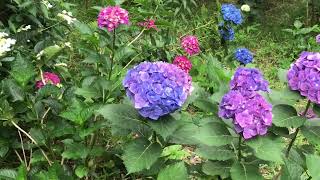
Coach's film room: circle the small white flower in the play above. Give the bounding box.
[0,33,16,56]
[42,0,53,9]
[36,50,44,60]
[241,4,250,12]
[64,42,72,48]
[18,25,32,32]
[27,40,30,42]
[0,32,8,38]
[58,10,77,24]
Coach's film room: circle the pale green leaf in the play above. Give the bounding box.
[157,162,187,180]
[305,154,320,180]
[272,104,306,128]
[230,162,263,180]
[196,145,235,161]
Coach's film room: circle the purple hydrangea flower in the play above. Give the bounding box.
[221,4,243,25]
[219,23,235,41]
[316,34,320,44]
[219,90,272,139]
[230,68,269,92]
[235,48,253,65]
[123,61,192,120]
[287,51,320,104]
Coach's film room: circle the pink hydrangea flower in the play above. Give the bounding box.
[36,72,61,89]
[138,19,158,30]
[97,6,129,32]
[181,35,200,56]
[173,55,192,73]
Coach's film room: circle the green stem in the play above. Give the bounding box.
[108,30,116,80]
[238,136,242,160]
[285,100,311,157]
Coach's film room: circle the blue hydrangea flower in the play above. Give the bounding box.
[123,61,192,120]
[235,48,253,65]
[219,24,235,41]
[221,4,243,25]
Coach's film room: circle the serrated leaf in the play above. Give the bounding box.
[193,98,218,113]
[272,104,306,128]
[0,169,17,179]
[74,21,92,35]
[305,154,320,180]
[268,89,302,106]
[2,79,24,102]
[114,46,135,62]
[168,122,201,145]
[161,145,190,160]
[75,165,88,178]
[301,125,320,145]
[157,162,187,180]
[193,122,233,146]
[60,100,94,125]
[281,155,304,180]
[246,136,285,163]
[62,143,89,160]
[97,104,148,135]
[122,138,162,174]
[42,45,62,61]
[196,145,235,161]
[29,128,46,146]
[294,20,303,29]
[148,116,181,140]
[202,161,231,178]
[230,162,263,180]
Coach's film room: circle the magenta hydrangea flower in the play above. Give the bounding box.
[230,67,269,92]
[219,91,272,139]
[173,56,192,73]
[138,19,158,30]
[316,34,320,44]
[36,72,61,89]
[287,51,320,104]
[181,35,200,56]
[123,61,192,120]
[97,6,129,32]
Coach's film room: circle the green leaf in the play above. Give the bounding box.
[42,45,62,62]
[294,20,303,29]
[10,52,35,86]
[161,145,190,160]
[148,116,181,140]
[202,161,231,178]
[60,100,94,126]
[75,165,89,178]
[62,142,89,160]
[157,162,187,180]
[301,125,320,145]
[2,79,24,102]
[193,98,218,114]
[277,69,288,83]
[169,121,201,145]
[193,122,233,146]
[196,145,235,161]
[29,128,46,146]
[312,104,320,117]
[97,104,148,135]
[114,46,135,62]
[305,154,320,180]
[0,98,15,120]
[75,87,100,102]
[272,104,306,128]
[74,21,92,35]
[122,138,162,174]
[16,165,27,180]
[281,156,304,180]
[0,169,17,180]
[246,136,285,163]
[230,162,263,180]
[268,89,302,106]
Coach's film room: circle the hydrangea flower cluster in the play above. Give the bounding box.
[173,56,192,73]
[218,24,235,41]
[235,48,253,65]
[181,35,200,56]
[241,4,250,12]
[287,51,320,104]
[138,19,158,30]
[221,4,243,25]
[230,68,269,92]
[0,32,16,56]
[219,91,272,139]
[316,34,320,44]
[36,72,61,89]
[123,61,192,120]
[98,6,129,32]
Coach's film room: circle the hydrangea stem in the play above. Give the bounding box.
[238,136,242,160]
[108,29,116,80]
[285,100,311,157]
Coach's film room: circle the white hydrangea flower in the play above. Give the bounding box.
[17,25,31,32]
[58,10,76,24]
[0,33,16,56]
[241,4,250,12]
[42,0,53,9]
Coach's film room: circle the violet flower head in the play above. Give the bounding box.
[230,67,269,92]
[316,34,320,44]
[173,56,192,73]
[219,90,272,139]
[181,35,200,56]
[97,6,129,32]
[235,48,253,65]
[138,19,158,30]
[36,72,61,89]
[287,51,320,104]
[123,61,192,120]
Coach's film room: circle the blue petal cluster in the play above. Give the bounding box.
[235,48,253,65]
[123,61,192,120]
[221,4,243,25]
[219,24,235,41]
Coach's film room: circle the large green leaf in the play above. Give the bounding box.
[0,169,17,180]
[157,162,187,180]
[246,136,285,163]
[62,142,89,160]
[60,100,94,126]
[301,125,320,145]
[10,53,35,86]
[196,145,235,161]
[97,104,148,135]
[193,98,219,114]
[272,104,306,128]
[193,122,233,146]
[148,116,181,140]
[75,165,89,178]
[281,157,304,180]
[2,79,24,102]
[268,88,302,106]
[122,138,162,174]
[202,161,232,178]
[305,154,320,180]
[0,98,14,121]
[230,162,263,180]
